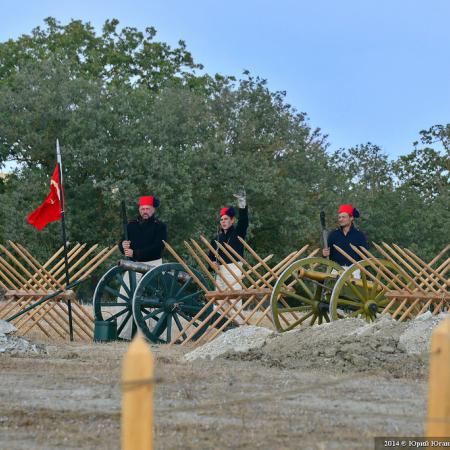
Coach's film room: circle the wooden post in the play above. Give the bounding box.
[427,317,450,437]
[122,333,154,450]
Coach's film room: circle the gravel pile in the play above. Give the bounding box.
[398,311,443,354]
[190,313,448,377]
[185,326,274,361]
[0,320,47,356]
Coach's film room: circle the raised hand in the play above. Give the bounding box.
[233,186,246,208]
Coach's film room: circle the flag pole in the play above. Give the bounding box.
[56,139,74,342]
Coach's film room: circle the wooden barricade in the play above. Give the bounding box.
[334,243,449,321]
[164,236,316,345]
[0,241,118,340]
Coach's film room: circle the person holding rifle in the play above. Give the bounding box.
[322,204,368,272]
[117,195,167,339]
[120,195,167,265]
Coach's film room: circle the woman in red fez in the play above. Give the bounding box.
[322,203,368,271]
[208,189,249,292]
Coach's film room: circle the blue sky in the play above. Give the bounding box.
[1,0,449,158]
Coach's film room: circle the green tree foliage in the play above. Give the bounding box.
[331,142,449,259]
[0,17,202,88]
[0,56,331,259]
[417,124,450,154]
[391,132,449,257]
[0,17,448,271]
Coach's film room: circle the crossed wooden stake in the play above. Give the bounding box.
[164,237,317,345]
[1,238,446,343]
[334,243,449,320]
[166,239,448,345]
[0,241,117,340]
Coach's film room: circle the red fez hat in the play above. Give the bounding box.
[338,204,355,216]
[139,196,155,207]
[220,206,236,218]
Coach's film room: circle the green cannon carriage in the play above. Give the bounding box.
[92,259,219,343]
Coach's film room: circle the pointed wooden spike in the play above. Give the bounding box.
[122,333,154,450]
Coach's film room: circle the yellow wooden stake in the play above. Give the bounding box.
[427,317,450,437]
[122,333,154,450]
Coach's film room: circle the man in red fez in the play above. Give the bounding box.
[117,195,167,339]
[322,203,368,269]
[120,195,167,264]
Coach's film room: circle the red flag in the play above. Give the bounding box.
[27,165,62,230]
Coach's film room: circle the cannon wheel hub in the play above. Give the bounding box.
[329,259,400,322]
[364,301,378,317]
[132,263,213,344]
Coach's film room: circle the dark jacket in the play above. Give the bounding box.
[328,224,368,266]
[120,215,167,262]
[208,207,249,264]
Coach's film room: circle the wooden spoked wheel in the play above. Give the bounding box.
[329,259,395,322]
[92,265,138,338]
[270,257,343,332]
[132,263,213,344]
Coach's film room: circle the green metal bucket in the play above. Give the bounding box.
[94,320,117,342]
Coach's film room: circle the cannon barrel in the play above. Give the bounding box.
[300,269,338,282]
[117,259,192,283]
[300,268,378,290]
[117,259,155,274]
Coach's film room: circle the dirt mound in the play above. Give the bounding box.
[223,313,447,378]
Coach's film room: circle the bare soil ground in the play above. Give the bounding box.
[0,335,428,450]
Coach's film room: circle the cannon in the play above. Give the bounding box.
[270,256,397,332]
[93,241,449,343]
[93,259,216,343]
